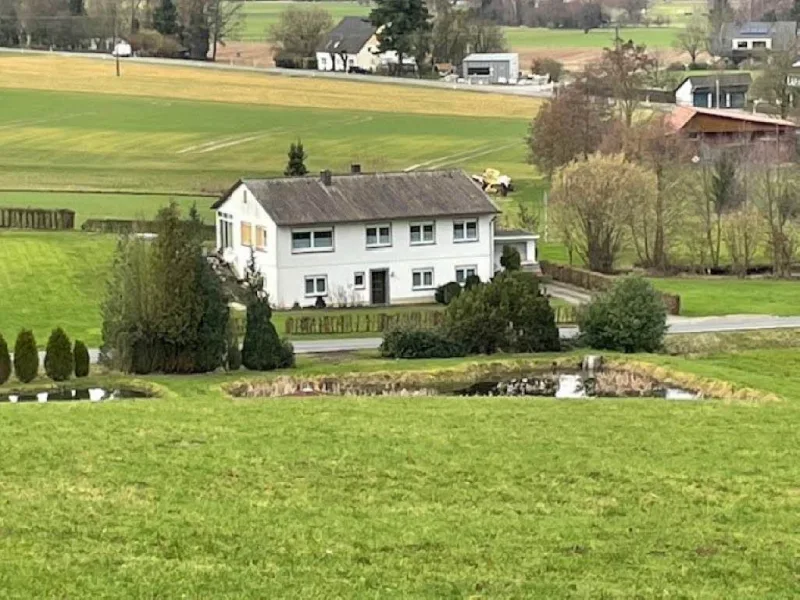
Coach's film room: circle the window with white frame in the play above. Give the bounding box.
[455,265,477,283]
[292,228,333,252]
[218,212,233,249]
[453,219,478,242]
[412,268,434,290]
[304,275,328,297]
[354,272,365,289]
[366,224,392,248]
[410,222,435,245]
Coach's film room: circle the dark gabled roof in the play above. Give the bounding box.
[317,17,377,54]
[213,170,499,226]
[677,73,752,92]
[719,21,798,48]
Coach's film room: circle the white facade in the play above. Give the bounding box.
[316,36,406,73]
[216,183,504,308]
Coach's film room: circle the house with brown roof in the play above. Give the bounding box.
[666,106,798,153]
[212,168,538,307]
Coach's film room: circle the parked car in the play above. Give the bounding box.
[111,41,132,57]
[348,66,370,75]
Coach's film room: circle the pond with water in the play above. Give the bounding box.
[2,387,153,404]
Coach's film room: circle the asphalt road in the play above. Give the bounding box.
[52,315,800,364]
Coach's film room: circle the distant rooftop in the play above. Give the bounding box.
[462,53,519,62]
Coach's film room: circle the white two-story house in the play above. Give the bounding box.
[212,168,539,308]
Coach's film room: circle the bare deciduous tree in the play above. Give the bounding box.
[755,165,800,277]
[268,5,333,58]
[592,40,655,126]
[673,15,708,66]
[550,153,657,273]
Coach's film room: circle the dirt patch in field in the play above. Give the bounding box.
[215,41,276,68]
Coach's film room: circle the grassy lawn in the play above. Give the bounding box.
[0,191,213,225]
[0,78,537,194]
[505,26,683,50]
[0,347,799,596]
[0,231,114,347]
[651,277,800,317]
[236,1,370,42]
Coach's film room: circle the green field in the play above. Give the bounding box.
[236,0,370,42]
[0,348,799,596]
[0,87,532,194]
[234,1,687,51]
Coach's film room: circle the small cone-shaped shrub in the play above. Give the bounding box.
[44,327,74,382]
[227,336,242,371]
[0,334,10,385]
[73,340,90,378]
[13,330,39,384]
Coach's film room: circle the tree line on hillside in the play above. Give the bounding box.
[528,55,800,277]
[0,0,241,60]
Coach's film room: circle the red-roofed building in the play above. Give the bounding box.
[666,106,797,154]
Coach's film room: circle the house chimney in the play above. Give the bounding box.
[320,169,332,186]
[350,163,361,174]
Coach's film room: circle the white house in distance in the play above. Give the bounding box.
[212,168,539,308]
[315,16,413,72]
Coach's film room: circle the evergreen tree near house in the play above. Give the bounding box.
[241,251,295,370]
[284,140,308,177]
[73,340,90,378]
[13,330,38,384]
[500,245,522,271]
[0,334,10,385]
[101,202,229,374]
[154,0,179,36]
[370,0,432,75]
[45,327,74,382]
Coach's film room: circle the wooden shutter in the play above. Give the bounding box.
[240,222,252,247]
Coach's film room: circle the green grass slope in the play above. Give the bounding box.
[0,350,798,596]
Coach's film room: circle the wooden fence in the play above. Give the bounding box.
[540,261,682,316]
[285,311,445,336]
[0,207,75,230]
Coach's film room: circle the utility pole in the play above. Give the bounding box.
[113,1,120,77]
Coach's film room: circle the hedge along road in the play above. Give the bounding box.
[26,315,800,364]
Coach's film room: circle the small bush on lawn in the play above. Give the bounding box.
[531,57,564,82]
[500,245,522,271]
[73,340,90,378]
[45,327,74,381]
[434,281,462,305]
[380,327,465,359]
[227,336,242,371]
[14,330,38,383]
[579,276,667,353]
[445,271,560,354]
[464,274,481,290]
[0,334,10,384]
[314,296,327,309]
[279,339,296,368]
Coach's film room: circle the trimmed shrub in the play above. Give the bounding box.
[463,274,481,290]
[227,336,242,371]
[13,330,38,383]
[242,300,294,371]
[279,339,296,368]
[500,245,522,271]
[314,295,327,309]
[73,340,90,378]
[579,276,667,353]
[0,334,10,384]
[445,271,560,355]
[380,327,465,359]
[434,281,462,305]
[45,327,74,382]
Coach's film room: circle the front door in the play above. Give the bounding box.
[370,269,389,305]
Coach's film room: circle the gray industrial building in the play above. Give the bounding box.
[462,53,520,85]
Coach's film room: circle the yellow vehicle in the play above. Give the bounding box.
[471,168,514,196]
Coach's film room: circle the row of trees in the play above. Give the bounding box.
[268,0,507,75]
[0,328,89,384]
[0,0,240,60]
[101,203,294,375]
